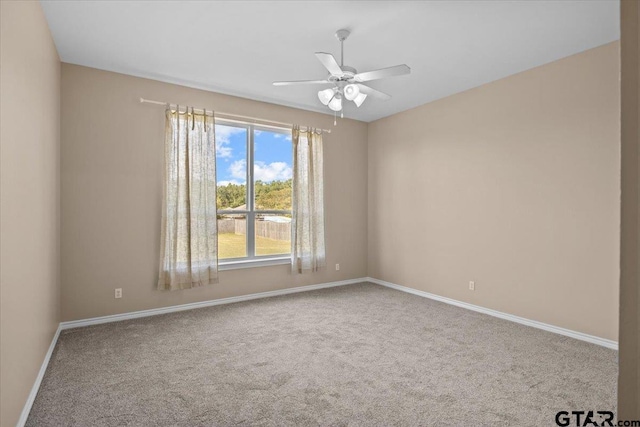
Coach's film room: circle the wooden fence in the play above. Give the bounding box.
[217,219,290,241]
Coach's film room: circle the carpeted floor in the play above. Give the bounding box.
[27,282,617,426]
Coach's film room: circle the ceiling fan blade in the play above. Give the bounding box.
[273,80,332,86]
[315,52,343,76]
[357,84,391,101]
[353,64,410,83]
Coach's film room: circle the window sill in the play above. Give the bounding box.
[219,257,290,271]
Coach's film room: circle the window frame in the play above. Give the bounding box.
[216,119,292,267]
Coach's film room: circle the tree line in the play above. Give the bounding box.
[217,179,292,211]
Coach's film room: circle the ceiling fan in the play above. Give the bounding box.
[273,29,410,113]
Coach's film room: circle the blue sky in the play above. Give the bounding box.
[215,125,292,186]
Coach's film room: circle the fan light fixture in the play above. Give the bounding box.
[273,28,410,118]
[353,92,367,108]
[328,92,343,112]
[318,88,335,106]
[344,84,359,101]
[318,86,366,111]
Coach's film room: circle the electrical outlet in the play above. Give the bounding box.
[335,263,340,271]
[469,281,475,291]
[115,288,122,299]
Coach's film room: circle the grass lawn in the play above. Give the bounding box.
[219,233,290,259]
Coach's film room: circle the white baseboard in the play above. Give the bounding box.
[366,277,618,350]
[17,324,62,427]
[60,277,367,330]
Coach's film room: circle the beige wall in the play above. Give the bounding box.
[368,42,620,341]
[0,1,61,426]
[60,64,368,322]
[619,0,640,418]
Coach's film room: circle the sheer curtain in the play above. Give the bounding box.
[158,107,218,290]
[291,126,326,273]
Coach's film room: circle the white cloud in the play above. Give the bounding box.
[217,180,244,186]
[228,159,292,183]
[215,125,244,144]
[229,159,247,180]
[215,125,245,158]
[254,161,292,182]
[273,133,292,141]
[217,145,233,158]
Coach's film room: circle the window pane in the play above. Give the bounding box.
[216,124,247,210]
[253,129,292,210]
[218,214,247,259]
[255,214,291,256]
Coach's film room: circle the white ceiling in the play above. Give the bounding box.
[41,0,619,122]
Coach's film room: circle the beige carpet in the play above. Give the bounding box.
[27,282,617,426]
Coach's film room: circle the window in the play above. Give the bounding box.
[215,121,292,266]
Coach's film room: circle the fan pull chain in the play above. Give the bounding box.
[334,110,337,126]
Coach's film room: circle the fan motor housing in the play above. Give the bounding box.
[328,65,357,82]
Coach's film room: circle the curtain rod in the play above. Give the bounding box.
[139,97,331,134]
